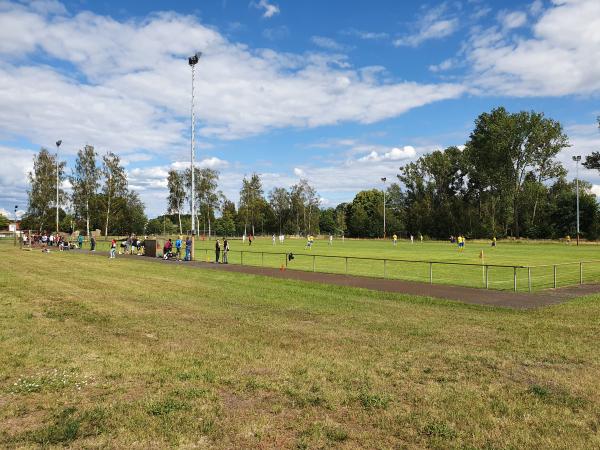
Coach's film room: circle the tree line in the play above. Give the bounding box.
[19,107,600,239]
[162,108,599,240]
[21,146,146,235]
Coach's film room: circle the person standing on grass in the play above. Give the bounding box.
[90,236,96,251]
[329,234,333,246]
[215,239,221,263]
[492,236,497,247]
[272,234,276,245]
[410,234,414,244]
[110,239,116,259]
[222,238,229,264]
[249,234,253,246]
[175,236,182,260]
[78,234,83,248]
[393,234,397,246]
[419,233,423,243]
[185,236,192,261]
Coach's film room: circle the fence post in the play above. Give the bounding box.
[553,265,557,289]
[285,253,288,268]
[513,267,517,292]
[528,267,532,292]
[345,257,348,275]
[429,262,433,284]
[312,255,315,272]
[485,265,489,289]
[580,262,583,285]
[383,259,387,279]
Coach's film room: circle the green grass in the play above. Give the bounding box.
[192,237,600,291]
[1,241,600,448]
[21,236,600,290]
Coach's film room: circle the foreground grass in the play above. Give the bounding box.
[1,242,599,448]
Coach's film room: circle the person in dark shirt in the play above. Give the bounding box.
[215,239,221,263]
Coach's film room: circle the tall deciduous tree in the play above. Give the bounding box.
[102,152,127,237]
[268,187,290,234]
[167,169,186,234]
[27,148,67,232]
[465,107,569,237]
[70,145,100,237]
[239,173,263,236]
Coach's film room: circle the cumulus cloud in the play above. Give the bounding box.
[251,0,280,18]
[293,167,305,177]
[358,146,416,162]
[394,5,459,47]
[0,1,465,156]
[465,0,600,96]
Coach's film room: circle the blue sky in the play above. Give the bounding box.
[1,0,599,218]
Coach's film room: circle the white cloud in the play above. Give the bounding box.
[358,146,416,162]
[251,0,279,18]
[394,5,459,47]
[0,208,25,220]
[341,28,389,40]
[429,58,455,72]
[0,1,465,156]
[293,167,305,177]
[0,146,34,209]
[311,36,346,51]
[499,11,527,29]
[466,0,600,96]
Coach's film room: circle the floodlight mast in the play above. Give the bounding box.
[573,155,581,246]
[55,140,62,234]
[188,52,201,260]
[381,177,387,239]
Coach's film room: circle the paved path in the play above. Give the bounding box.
[84,251,600,309]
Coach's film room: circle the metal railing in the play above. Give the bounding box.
[197,248,537,291]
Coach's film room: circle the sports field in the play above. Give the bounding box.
[1,240,599,448]
[190,237,600,291]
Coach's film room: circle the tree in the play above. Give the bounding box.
[319,208,336,234]
[167,169,186,234]
[239,173,263,235]
[102,152,128,237]
[0,213,9,229]
[268,187,290,234]
[582,117,600,171]
[465,107,569,237]
[27,148,67,232]
[70,145,100,236]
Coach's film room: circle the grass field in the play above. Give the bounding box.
[79,236,600,291]
[184,237,600,292]
[1,241,600,448]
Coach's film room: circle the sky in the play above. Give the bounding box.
[1,0,599,219]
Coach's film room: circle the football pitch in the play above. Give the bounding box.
[1,240,599,448]
[193,237,600,291]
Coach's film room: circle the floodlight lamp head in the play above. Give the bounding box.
[56,140,62,147]
[188,52,202,66]
[381,177,387,182]
[573,155,581,162]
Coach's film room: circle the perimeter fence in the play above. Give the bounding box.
[196,248,600,292]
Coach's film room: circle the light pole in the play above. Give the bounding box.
[188,52,201,260]
[381,177,387,239]
[55,140,62,234]
[573,155,581,246]
[13,204,18,247]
